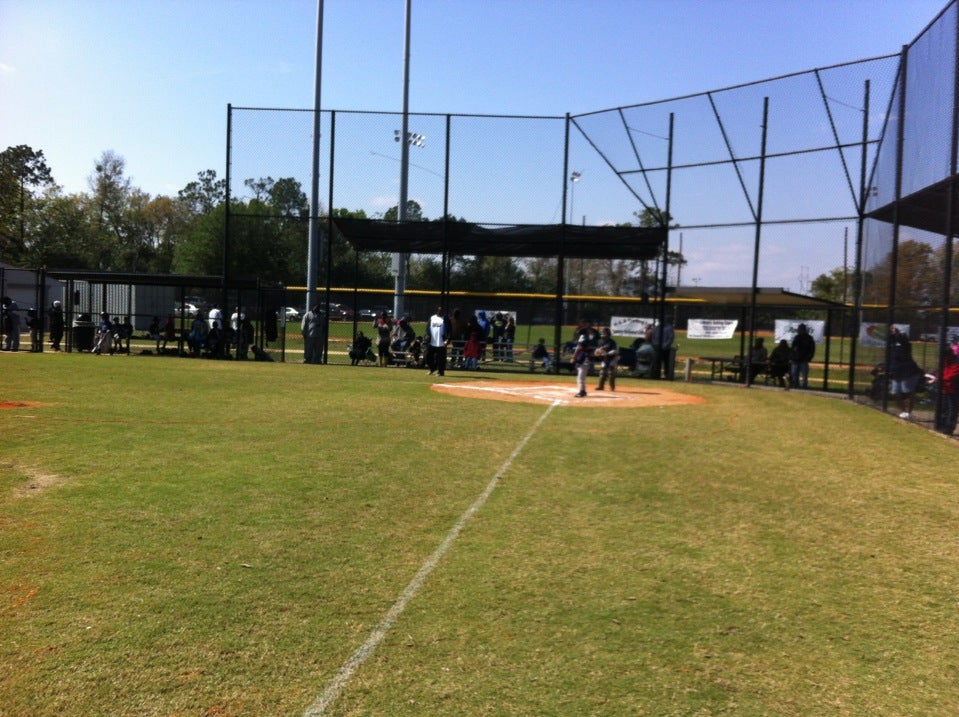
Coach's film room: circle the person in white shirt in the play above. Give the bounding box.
[425,306,450,376]
[207,305,223,330]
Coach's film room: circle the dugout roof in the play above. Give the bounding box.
[670,286,846,308]
[43,270,263,290]
[331,218,666,260]
[866,176,959,236]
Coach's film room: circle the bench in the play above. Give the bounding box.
[701,356,770,383]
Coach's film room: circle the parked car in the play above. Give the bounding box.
[358,305,393,321]
[173,302,200,317]
[278,306,301,321]
[327,303,354,321]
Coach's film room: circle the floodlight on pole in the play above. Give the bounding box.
[306,0,325,317]
[395,0,413,320]
[569,171,581,224]
[395,130,426,147]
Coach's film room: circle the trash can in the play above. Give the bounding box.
[72,314,96,352]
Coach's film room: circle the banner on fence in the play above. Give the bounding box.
[774,319,826,345]
[687,319,738,340]
[858,322,910,347]
[611,316,655,338]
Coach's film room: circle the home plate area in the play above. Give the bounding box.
[430,380,706,408]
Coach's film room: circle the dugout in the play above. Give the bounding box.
[40,269,287,357]
[330,217,667,365]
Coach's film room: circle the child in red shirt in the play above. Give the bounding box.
[463,332,482,370]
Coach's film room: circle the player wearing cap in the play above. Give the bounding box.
[595,328,619,392]
[48,299,64,351]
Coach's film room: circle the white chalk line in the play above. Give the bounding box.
[301,400,560,717]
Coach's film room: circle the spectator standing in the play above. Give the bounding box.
[491,312,507,360]
[888,325,921,419]
[448,307,468,367]
[264,309,278,345]
[238,316,254,359]
[425,306,450,376]
[230,306,244,333]
[651,319,675,379]
[230,306,245,352]
[595,327,619,391]
[372,311,393,367]
[790,323,816,389]
[504,315,516,361]
[935,348,959,434]
[48,300,64,351]
[207,305,223,330]
[301,304,325,364]
[0,296,7,348]
[2,297,21,351]
[476,310,491,361]
[26,308,41,352]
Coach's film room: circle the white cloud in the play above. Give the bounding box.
[0,63,16,76]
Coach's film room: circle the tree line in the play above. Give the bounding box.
[0,144,680,296]
[811,237,959,308]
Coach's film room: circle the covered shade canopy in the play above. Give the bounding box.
[43,270,263,290]
[867,176,959,236]
[332,218,666,260]
[670,286,846,308]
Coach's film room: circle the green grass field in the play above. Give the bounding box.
[2,353,958,716]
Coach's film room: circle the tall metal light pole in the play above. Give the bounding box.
[306,0,324,315]
[569,171,581,224]
[568,171,581,295]
[394,0,413,320]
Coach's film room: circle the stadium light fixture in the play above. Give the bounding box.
[395,130,426,147]
[569,171,581,224]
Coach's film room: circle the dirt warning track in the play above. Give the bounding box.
[430,380,706,408]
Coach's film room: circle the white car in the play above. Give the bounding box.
[279,306,301,321]
[174,302,199,317]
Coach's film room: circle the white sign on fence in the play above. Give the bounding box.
[610,316,655,338]
[687,319,738,340]
[774,319,826,345]
[858,322,910,348]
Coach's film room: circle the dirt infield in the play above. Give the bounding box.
[430,380,707,408]
[0,401,46,410]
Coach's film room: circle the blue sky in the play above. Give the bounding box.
[0,0,950,287]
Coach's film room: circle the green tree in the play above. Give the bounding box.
[178,169,225,215]
[328,207,392,288]
[0,145,55,262]
[563,211,683,297]
[382,200,423,222]
[174,202,225,276]
[862,238,938,307]
[21,190,94,268]
[811,266,854,303]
